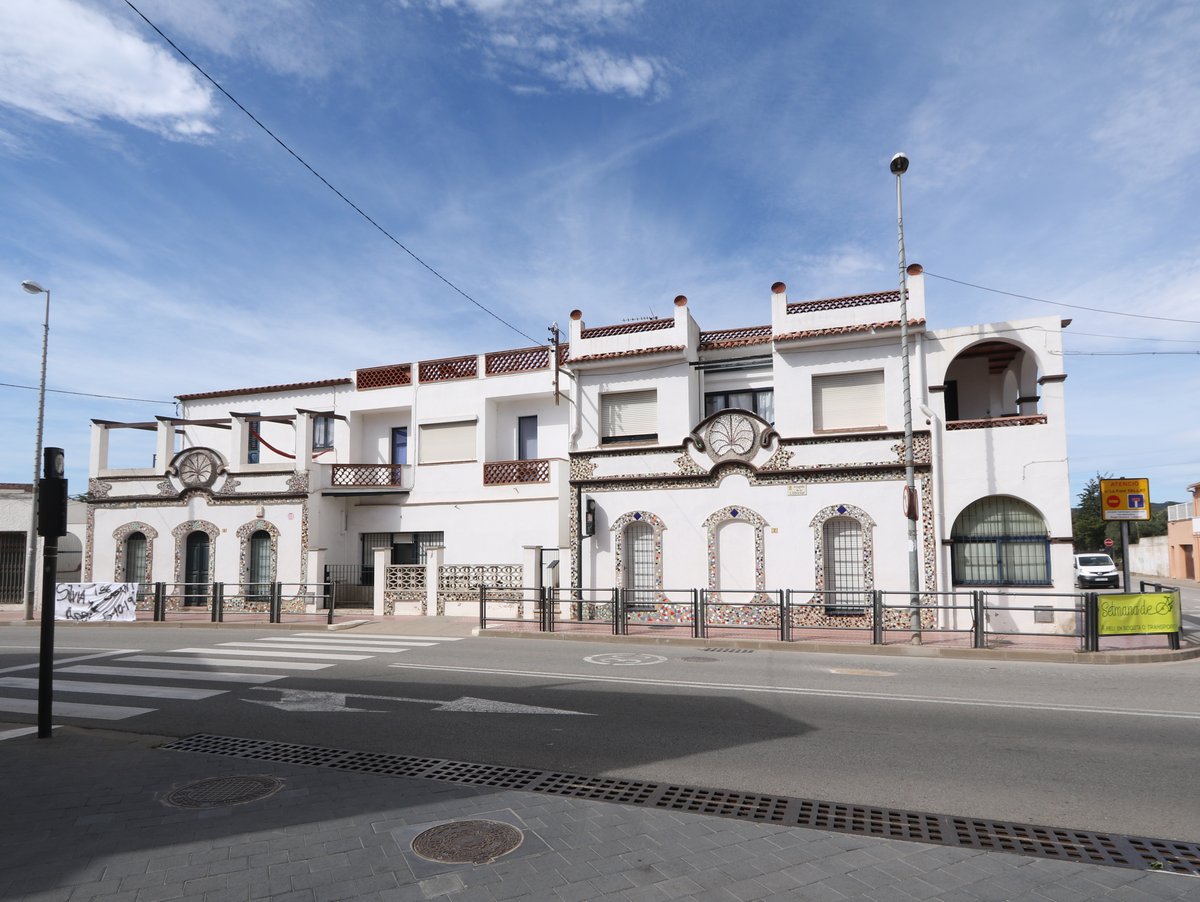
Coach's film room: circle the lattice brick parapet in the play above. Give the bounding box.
[946,415,1048,431]
[419,355,478,382]
[331,464,406,487]
[485,347,550,375]
[356,363,412,390]
[483,459,550,485]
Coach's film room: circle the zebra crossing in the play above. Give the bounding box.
[0,633,464,726]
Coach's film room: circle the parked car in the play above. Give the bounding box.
[1073,553,1120,589]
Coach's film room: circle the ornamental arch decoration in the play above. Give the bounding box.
[808,504,877,594]
[610,511,666,595]
[236,519,280,588]
[172,520,220,587]
[702,506,768,597]
[112,522,159,583]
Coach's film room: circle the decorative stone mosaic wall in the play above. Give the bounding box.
[111,522,159,584]
[703,506,768,605]
[172,520,220,587]
[610,511,666,597]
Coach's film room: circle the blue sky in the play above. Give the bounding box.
[1,0,1197,503]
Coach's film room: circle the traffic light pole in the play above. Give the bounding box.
[37,447,67,739]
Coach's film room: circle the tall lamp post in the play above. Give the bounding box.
[20,280,51,622]
[889,154,922,644]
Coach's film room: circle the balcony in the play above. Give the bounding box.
[483,459,551,485]
[945,415,1048,431]
[321,463,412,494]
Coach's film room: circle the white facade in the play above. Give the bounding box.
[85,269,1075,627]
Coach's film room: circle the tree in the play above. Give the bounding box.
[1072,474,1110,553]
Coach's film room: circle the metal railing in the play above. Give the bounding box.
[143,582,336,624]
[478,586,1187,652]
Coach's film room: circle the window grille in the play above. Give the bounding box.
[625,521,657,607]
[951,496,1050,585]
[823,517,865,613]
[248,530,272,600]
[124,532,148,585]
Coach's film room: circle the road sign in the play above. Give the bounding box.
[1099,478,1151,522]
[1103,538,1114,548]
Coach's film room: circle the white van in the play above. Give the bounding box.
[1073,553,1120,589]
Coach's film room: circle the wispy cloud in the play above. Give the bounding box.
[432,0,666,97]
[0,0,216,137]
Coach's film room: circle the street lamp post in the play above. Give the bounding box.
[20,280,51,622]
[889,154,922,644]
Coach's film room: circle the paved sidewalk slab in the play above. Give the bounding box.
[1,725,1195,901]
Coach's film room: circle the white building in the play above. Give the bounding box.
[84,268,1075,629]
[2,483,87,610]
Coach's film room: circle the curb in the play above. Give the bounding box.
[478,628,1200,665]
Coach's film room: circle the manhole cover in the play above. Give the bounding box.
[165,775,283,809]
[681,656,718,662]
[412,819,523,864]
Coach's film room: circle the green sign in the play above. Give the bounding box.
[1097,592,1181,636]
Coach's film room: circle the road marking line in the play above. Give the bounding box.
[386,662,1200,721]
[221,641,409,653]
[294,634,457,643]
[0,698,153,720]
[61,665,284,684]
[0,677,223,700]
[0,649,139,675]
[121,655,332,670]
[0,725,41,741]
[191,647,370,660]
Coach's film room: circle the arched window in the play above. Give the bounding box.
[184,531,211,605]
[247,530,272,600]
[124,532,148,586]
[624,520,656,608]
[823,517,866,612]
[951,496,1049,585]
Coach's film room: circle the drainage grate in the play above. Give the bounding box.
[702,647,754,653]
[161,734,1200,876]
[164,774,282,809]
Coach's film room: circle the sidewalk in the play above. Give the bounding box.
[2,724,1196,901]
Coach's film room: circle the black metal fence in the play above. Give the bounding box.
[133,582,337,624]
[0,531,24,603]
[324,564,374,608]
[479,585,1187,652]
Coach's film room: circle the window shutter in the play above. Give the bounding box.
[418,421,477,463]
[812,371,884,431]
[601,390,657,440]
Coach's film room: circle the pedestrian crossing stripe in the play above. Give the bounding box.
[61,665,285,684]
[219,641,412,653]
[120,655,334,670]
[0,676,223,700]
[0,698,154,720]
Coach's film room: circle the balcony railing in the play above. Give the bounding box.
[945,414,1047,431]
[330,464,409,488]
[483,459,550,485]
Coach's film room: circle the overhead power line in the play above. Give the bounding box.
[924,271,1200,325]
[122,0,541,347]
[0,381,175,404]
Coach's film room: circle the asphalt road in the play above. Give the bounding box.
[3,621,1199,844]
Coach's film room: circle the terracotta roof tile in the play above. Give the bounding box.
[567,344,686,363]
[773,319,924,342]
[786,290,899,315]
[580,318,673,338]
[177,378,352,402]
[698,325,772,350]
